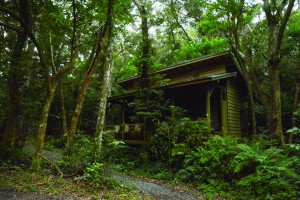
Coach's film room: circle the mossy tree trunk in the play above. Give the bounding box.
[132,0,152,136]
[29,0,78,170]
[65,0,112,155]
[31,85,57,170]
[59,83,68,136]
[261,0,295,143]
[94,0,114,158]
[132,0,150,89]
[228,0,295,142]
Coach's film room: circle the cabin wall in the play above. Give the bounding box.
[227,79,245,136]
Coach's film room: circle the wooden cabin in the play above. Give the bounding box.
[106,51,249,144]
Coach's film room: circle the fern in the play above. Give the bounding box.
[181,135,300,199]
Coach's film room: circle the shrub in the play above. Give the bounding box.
[58,133,94,174]
[180,136,238,183]
[76,162,118,189]
[180,135,300,199]
[150,106,211,164]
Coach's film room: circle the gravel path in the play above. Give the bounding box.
[3,142,203,199]
[111,173,203,200]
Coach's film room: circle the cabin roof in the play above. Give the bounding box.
[109,51,242,101]
[118,51,237,89]
[109,71,237,101]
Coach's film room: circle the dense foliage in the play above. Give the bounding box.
[0,0,300,199]
[180,136,300,199]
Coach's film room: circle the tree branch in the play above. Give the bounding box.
[71,0,76,57]
[276,0,296,53]
[54,0,78,82]
[170,0,192,41]
[263,0,275,26]
[0,21,23,33]
[0,6,22,24]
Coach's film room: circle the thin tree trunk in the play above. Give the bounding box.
[94,0,114,158]
[132,0,152,137]
[94,56,113,157]
[292,80,300,127]
[170,0,192,42]
[30,0,78,170]
[65,1,112,154]
[31,85,57,170]
[132,0,150,89]
[290,80,300,143]
[229,48,258,137]
[49,32,69,137]
[270,67,283,142]
[59,82,68,136]
[248,85,257,137]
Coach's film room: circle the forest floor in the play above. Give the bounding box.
[0,140,205,200]
[0,168,204,200]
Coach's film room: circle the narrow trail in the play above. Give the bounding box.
[111,173,203,200]
[3,142,204,199]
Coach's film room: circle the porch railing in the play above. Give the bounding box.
[105,123,146,143]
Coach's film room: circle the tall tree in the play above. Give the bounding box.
[30,0,78,169]
[224,0,296,141]
[132,0,151,89]
[66,0,114,154]
[0,0,29,148]
[94,0,114,156]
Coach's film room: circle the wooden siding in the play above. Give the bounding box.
[166,65,226,86]
[227,79,244,136]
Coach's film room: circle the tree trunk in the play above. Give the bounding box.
[229,48,258,137]
[31,85,57,170]
[290,79,300,143]
[94,56,113,157]
[170,0,192,42]
[30,0,78,169]
[94,0,114,158]
[65,1,111,154]
[248,85,257,137]
[59,82,68,136]
[262,0,295,143]
[1,32,27,148]
[271,67,283,142]
[292,80,300,127]
[132,0,152,137]
[132,0,150,89]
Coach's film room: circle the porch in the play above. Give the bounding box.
[105,81,229,144]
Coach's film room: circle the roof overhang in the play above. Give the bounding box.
[108,72,237,102]
[118,51,236,89]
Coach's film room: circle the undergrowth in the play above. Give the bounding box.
[106,128,300,200]
[0,135,152,200]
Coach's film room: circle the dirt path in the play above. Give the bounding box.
[111,173,204,200]
[0,170,204,200]
[0,189,74,200]
[2,143,203,199]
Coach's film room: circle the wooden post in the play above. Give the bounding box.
[121,100,125,141]
[221,88,228,135]
[206,86,211,129]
